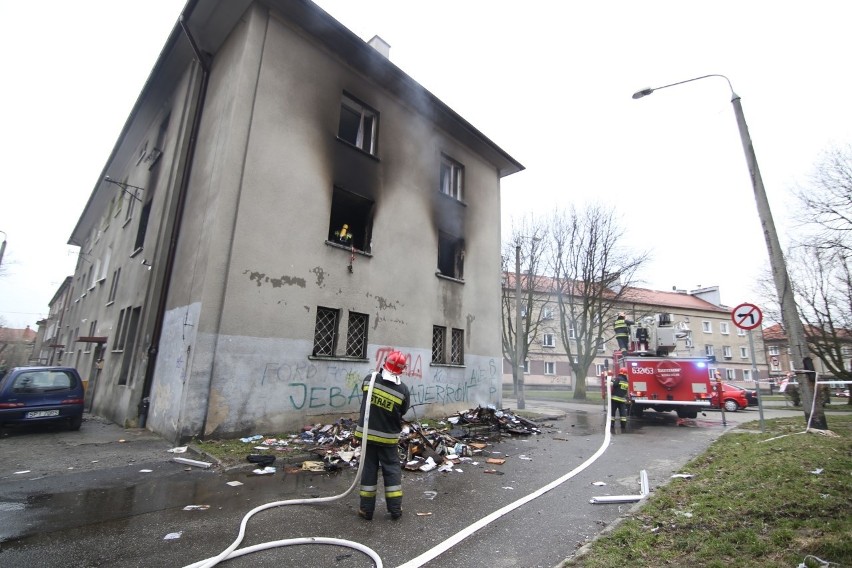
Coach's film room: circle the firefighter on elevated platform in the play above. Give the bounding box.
[614,312,634,351]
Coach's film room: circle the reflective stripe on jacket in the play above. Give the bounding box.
[611,375,629,403]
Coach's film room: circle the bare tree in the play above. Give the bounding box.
[549,205,650,399]
[793,144,852,253]
[501,221,549,409]
[788,145,852,411]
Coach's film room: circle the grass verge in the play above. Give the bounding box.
[565,415,852,568]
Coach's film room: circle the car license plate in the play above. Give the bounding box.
[26,410,60,418]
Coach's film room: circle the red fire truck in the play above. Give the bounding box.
[607,313,714,419]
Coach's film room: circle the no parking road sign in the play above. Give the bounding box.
[732,302,763,330]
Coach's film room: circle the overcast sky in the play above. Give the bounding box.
[2,1,851,329]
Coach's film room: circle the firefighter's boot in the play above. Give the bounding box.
[620,421,627,433]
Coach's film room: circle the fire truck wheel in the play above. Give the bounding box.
[723,399,740,412]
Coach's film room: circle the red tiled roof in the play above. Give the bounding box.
[0,326,37,343]
[502,273,728,313]
[762,323,786,341]
[619,287,728,313]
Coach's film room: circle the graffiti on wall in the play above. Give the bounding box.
[256,349,498,411]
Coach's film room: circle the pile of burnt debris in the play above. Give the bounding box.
[242,405,541,473]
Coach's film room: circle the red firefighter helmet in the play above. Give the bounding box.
[619,367,628,375]
[383,351,407,375]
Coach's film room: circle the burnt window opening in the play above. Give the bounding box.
[440,154,464,201]
[118,306,141,386]
[313,307,340,356]
[345,312,369,358]
[432,326,446,364]
[338,94,378,155]
[328,187,374,252]
[437,232,464,280]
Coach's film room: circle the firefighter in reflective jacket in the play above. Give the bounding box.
[354,351,411,520]
[613,312,634,350]
[610,368,630,432]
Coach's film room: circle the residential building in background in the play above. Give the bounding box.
[503,281,767,390]
[762,323,852,379]
[0,326,36,369]
[58,0,522,442]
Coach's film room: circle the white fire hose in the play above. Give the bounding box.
[185,376,614,568]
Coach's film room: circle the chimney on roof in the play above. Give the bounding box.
[368,35,390,59]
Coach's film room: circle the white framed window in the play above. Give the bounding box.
[597,339,606,353]
[541,307,554,320]
[685,331,694,348]
[720,322,729,335]
[842,346,851,356]
[544,362,556,375]
[768,345,779,356]
[569,326,576,339]
[542,333,555,347]
[439,154,464,201]
[338,94,377,154]
[740,346,749,358]
[705,344,715,356]
[702,321,712,333]
[523,360,529,373]
[743,369,752,381]
[723,346,732,358]
[595,363,605,375]
[737,327,746,336]
[571,356,579,364]
[726,369,736,380]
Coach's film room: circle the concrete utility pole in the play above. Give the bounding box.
[0,231,6,268]
[633,74,826,429]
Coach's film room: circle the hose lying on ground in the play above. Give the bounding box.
[186,377,615,568]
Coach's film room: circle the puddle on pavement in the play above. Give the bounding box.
[0,467,356,545]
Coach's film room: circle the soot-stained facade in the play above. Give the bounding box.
[65,0,523,442]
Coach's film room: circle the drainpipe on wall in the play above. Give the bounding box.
[138,12,210,428]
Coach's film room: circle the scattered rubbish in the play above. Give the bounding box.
[226,481,243,487]
[416,512,433,516]
[172,457,212,469]
[183,505,210,511]
[455,468,463,473]
[301,461,326,472]
[419,457,438,472]
[810,468,824,475]
[252,466,276,475]
[502,486,515,490]
[518,455,532,461]
[239,435,264,443]
[247,454,276,467]
[167,446,188,453]
[675,511,693,518]
[118,439,127,443]
[483,469,504,475]
[139,469,153,473]
[14,470,31,475]
[592,481,607,486]
[335,554,352,562]
[423,491,438,500]
[91,460,99,463]
[590,470,650,504]
[437,462,454,473]
[164,532,183,540]
[486,458,506,465]
[671,473,694,479]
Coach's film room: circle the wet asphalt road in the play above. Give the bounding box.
[0,403,802,568]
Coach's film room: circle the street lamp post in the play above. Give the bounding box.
[633,75,826,429]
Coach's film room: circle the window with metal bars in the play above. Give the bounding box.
[450,328,464,364]
[345,312,369,358]
[432,326,446,363]
[313,307,339,356]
